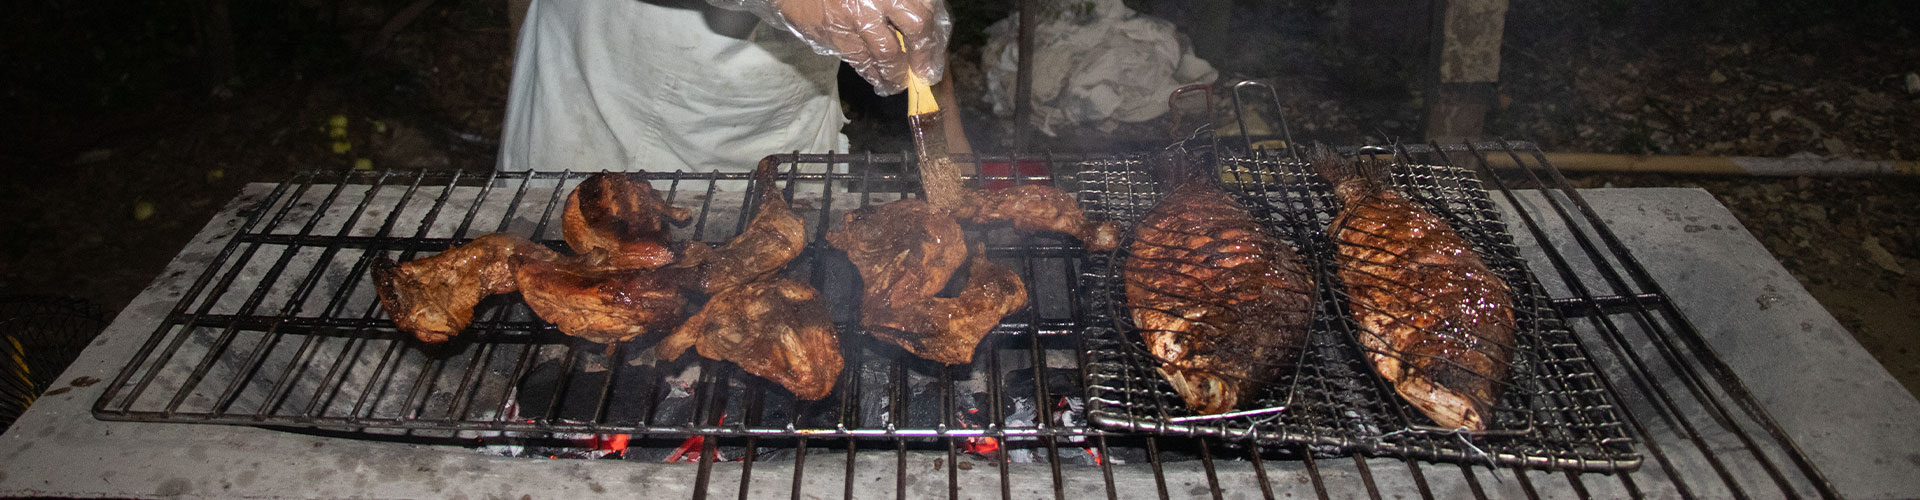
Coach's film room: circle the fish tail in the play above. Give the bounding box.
[1307,144,1381,201]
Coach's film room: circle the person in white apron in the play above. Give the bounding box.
[498,0,950,175]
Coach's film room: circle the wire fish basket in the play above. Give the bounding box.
[1,295,106,433]
[1077,145,1642,472]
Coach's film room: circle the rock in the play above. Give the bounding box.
[1767,108,1794,122]
[1861,236,1906,275]
[1614,94,1645,110]
[1709,70,1728,84]
[1906,72,1920,94]
[1649,130,1674,149]
[1823,137,1850,156]
[1793,203,1827,224]
[1760,183,1787,203]
[1852,91,1895,109]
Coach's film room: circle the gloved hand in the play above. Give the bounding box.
[709,0,951,95]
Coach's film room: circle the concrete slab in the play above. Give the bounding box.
[0,185,1914,499]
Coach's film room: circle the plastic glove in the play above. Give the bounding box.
[709,0,950,95]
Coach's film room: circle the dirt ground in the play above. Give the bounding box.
[2,1,1916,395]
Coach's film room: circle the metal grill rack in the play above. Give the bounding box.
[1077,148,1640,472]
[89,144,1840,498]
[91,159,1111,442]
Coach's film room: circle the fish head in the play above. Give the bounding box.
[1157,366,1240,415]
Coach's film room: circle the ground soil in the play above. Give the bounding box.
[3,1,1915,395]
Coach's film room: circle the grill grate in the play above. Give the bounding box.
[1077,147,1640,472]
[90,140,1841,498]
[91,159,1112,440]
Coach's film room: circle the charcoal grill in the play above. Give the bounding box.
[74,85,1848,498]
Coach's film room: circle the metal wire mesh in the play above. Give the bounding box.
[84,143,1843,498]
[1,295,105,433]
[1078,147,1640,472]
[90,157,1112,442]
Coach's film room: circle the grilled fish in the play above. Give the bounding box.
[1315,151,1516,431]
[1123,168,1316,415]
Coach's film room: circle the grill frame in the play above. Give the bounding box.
[89,159,1122,441]
[1077,148,1642,473]
[84,139,1843,498]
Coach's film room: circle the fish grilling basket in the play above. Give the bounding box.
[1077,144,1641,472]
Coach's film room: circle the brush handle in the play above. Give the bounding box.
[898,31,940,116]
[896,29,963,209]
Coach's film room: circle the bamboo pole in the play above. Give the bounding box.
[1479,152,1920,177]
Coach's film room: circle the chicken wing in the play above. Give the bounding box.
[953,184,1122,251]
[657,278,843,400]
[371,233,561,343]
[512,254,694,344]
[563,171,692,270]
[677,159,808,294]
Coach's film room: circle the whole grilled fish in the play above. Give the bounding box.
[1123,165,1316,415]
[1315,151,1516,431]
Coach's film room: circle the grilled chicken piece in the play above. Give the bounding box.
[861,252,1026,365]
[512,254,693,344]
[654,160,841,396]
[828,199,968,304]
[658,278,843,399]
[372,233,561,343]
[1316,152,1516,431]
[1123,174,1316,415]
[677,160,808,294]
[826,199,1027,364]
[953,184,1123,251]
[563,171,692,270]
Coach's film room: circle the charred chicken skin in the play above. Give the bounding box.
[1315,152,1517,431]
[654,159,844,398]
[1123,173,1316,414]
[376,172,693,344]
[657,278,843,400]
[827,199,968,305]
[512,254,693,344]
[372,233,562,343]
[826,183,1117,365]
[826,199,1002,364]
[677,159,809,294]
[563,171,692,270]
[860,251,1026,365]
[953,184,1123,252]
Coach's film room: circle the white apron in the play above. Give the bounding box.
[499,0,849,174]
